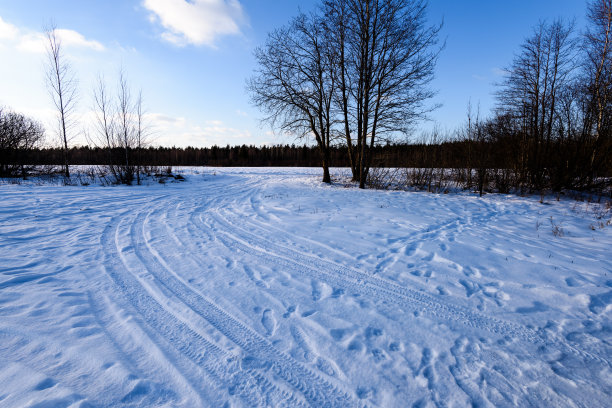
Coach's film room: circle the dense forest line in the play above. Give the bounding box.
[0,138,593,168]
[1,137,610,194]
[2,138,609,171]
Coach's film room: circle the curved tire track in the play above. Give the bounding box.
[101,207,312,407]
[99,187,362,407]
[201,207,610,369]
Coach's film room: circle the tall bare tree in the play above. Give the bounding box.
[45,24,77,179]
[93,75,118,181]
[325,0,441,188]
[250,1,439,186]
[497,19,576,190]
[117,70,133,182]
[92,71,147,185]
[249,12,337,183]
[323,0,357,179]
[135,90,145,185]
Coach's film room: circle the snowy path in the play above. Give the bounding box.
[1,168,611,407]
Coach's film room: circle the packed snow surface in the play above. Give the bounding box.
[0,167,611,407]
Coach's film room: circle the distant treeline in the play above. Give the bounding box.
[12,144,331,167]
[0,142,522,168]
[4,137,610,176]
[2,135,611,193]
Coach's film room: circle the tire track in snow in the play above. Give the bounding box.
[100,207,309,407]
[202,208,611,369]
[188,174,611,369]
[235,183,504,275]
[86,290,207,407]
[182,173,611,370]
[152,179,367,404]
[134,197,363,407]
[103,212,252,406]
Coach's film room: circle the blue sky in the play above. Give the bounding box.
[0,0,587,147]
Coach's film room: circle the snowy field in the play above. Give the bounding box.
[0,167,611,407]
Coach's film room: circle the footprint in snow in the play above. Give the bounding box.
[389,342,401,352]
[459,279,481,297]
[261,309,277,336]
[411,270,433,278]
[348,339,364,353]
[331,288,345,298]
[371,348,387,362]
[515,301,550,314]
[565,277,583,287]
[282,305,296,318]
[589,290,612,314]
[330,328,350,342]
[356,387,372,400]
[33,378,56,391]
[421,252,434,262]
[404,243,419,257]
[463,266,482,278]
[365,326,383,339]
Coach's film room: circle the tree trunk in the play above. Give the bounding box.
[322,161,331,183]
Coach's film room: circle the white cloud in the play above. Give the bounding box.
[146,113,252,147]
[143,0,246,47]
[0,17,18,40]
[0,16,104,54]
[146,112,187,126]
[55,29,105,51]
[17,29,105,54]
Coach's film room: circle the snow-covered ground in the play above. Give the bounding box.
[0,167,610,407]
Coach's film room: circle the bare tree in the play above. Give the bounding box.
[92,71,147,185]
[497,19,576,190]
[45,24,77,179]
[250,0,440,187]
[117,70,134,183]
[92,75,118,181]
[0,107,44,178]
[325,0,442,188]
[135,90,145,185]
[249,12,337,183]
[323,0,357,179]
[459,101,489,196]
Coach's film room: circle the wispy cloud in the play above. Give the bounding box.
[146,114,251,147]
[53,29,105,51]
[146,112,187,126]
[0,16,104,54]
[142,0,246,47]
[492,67,506,77]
